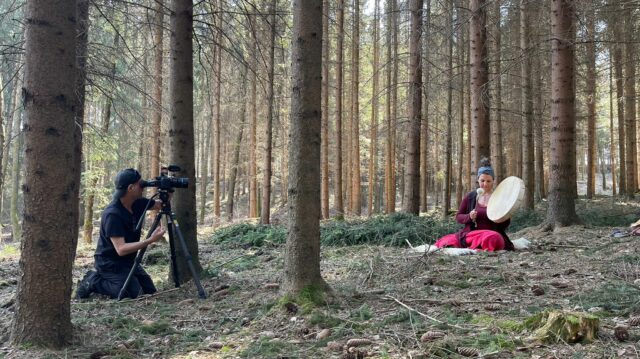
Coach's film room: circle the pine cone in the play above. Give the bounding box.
[530,284,545,296]
[484,303,501,311]
[456,347,479,357]
[629,316,640,327]
[326,341,344,352]
[614,325,629,342]
[420,330,446,342]
[346,338,372,347]
[447,299,461,307]
[316,328,331,340]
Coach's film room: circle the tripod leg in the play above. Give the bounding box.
[171,217,207,299]
[117,212,163,300]
[166,218,181,287]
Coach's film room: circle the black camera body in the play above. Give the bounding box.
[141,165,188,190]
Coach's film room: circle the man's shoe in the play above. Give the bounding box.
[76,270,96,299]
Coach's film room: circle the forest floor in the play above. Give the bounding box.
[1,199,640,358]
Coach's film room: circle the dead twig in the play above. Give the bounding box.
[384,295,467,330]
[361,257,375,286]
[547,244,589,249]
[115,287,182,303]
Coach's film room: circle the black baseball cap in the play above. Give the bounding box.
[113,168,142,199]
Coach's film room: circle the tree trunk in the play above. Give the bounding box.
[11,0,79,347]
[545,0,579,228]
[521,0,534,210]
[321,0,330,219]
[420,0,431,212]
[198,95,211,223]
[585,11,596,198]
[456,4,465,208]
[368,0,380,216]
[610,12,626,195]
[402,0,423,215]
[10,115,22,242]
[169,0,202,283]
[534,49,545,200]
[623,8,636,197]
[470,0,491,175]
[391,0,398,211]
[260,0,277,224]
[284,0,328,293]
[335,0,345,217]
[350,0,361,216]
[226,70,247,221]
[491,0,504,183]
[151,0,164,178]
[249,38,258,218]
[443,0,454,217]
[0,69,19,221]
[419,0,431,213]
[384,0,394,214]
[213,34,222,218]
[609,51,616,196]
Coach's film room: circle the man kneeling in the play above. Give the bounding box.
[77,168,165,299]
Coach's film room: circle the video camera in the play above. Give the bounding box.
[141,165,188,190]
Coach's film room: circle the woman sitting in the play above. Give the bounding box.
[435,158,514,251]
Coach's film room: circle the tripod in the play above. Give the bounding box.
[117,190,207,300]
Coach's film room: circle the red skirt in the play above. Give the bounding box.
[435,230,505,252]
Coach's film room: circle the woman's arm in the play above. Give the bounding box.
[455,194,472,224]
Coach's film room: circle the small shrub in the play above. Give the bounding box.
[351,304,373,321]
[209,212,458,248]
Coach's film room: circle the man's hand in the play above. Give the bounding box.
[148,226,166,243]
[152,199,163,211]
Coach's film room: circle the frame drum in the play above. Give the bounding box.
[487,176,525,223]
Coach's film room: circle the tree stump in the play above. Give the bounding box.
[527,311,599,344]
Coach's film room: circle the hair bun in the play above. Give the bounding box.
[479,157,491,167]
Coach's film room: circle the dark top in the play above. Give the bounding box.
[455,191,514,250]
[95,198,155,272]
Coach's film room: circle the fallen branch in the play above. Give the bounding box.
[116,287,183,303]
[385,295,466,330]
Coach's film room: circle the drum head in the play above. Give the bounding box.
[487,176,525,223]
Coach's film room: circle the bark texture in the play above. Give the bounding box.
[469,0,491,177]
[284,0,327,293]
[545,0,579,227]
[402,0,423,214]
[11,0,80,347]
[169,0,202,283]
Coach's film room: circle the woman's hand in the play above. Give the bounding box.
[469,209,477,221]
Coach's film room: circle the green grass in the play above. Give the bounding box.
[140,320,174,335]
[308,311,343,328]
[570,282,640,315]
[278,284,326,314]
[239,337,299,358]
